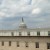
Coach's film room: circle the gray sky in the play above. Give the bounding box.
[0,0,50,30]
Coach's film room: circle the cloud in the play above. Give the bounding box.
[0,0,50,29]
[0,0,49,18]
[0,0,32,18]
[32,8,41,14]
[0,11,5,17]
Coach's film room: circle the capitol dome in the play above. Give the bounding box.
[19,17,27,29]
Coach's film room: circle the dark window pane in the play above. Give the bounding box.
[2,41,4,46]
[47,43,50,49]
[48,31,50,36]
[36,42,39,48]
[25,42,28,47]
[9,41,11,46]
[17,41,19,47]
[37,31,40,36]
[19,32,21,36]
[11,32,14,36]
[27,32,30,36]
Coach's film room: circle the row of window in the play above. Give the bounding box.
[11,31,50,36]
[1,41,50,49]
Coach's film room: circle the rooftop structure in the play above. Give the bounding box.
[0,18,50,36]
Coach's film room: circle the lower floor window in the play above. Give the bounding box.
[36,42,39,48]
[25,42,28,47]
[2,41,4,46]
[17,41,19,47]
[47,43,50,49]
[9,41,11,46]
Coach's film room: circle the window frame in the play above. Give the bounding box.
[25,42,28,47]
[19,32,22,36]
[11,32,14,36]
[27,32,30,36]
[17,41,19,47]
[47,43,50,49]
[48,31,50,36]
[35,42,39,48]
[9,41,11,46]
[37,31,40,36]
[2,41,4,46]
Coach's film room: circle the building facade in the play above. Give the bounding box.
[0,18,50,50]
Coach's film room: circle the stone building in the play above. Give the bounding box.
[0,18,50,50]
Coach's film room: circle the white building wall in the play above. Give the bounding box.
[30,32,34,36]
[40,31,45,36]
[16,32,19,36]
[8,32,11,36]
[14,31,17,36]
[22,31,25,36]
[24,32,27,36]
[0,30,49,36]
[33,32,37,36]
[44,31,48,36]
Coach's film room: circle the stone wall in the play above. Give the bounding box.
[0,36,50,50]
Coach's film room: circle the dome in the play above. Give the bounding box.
[19,17,27,29]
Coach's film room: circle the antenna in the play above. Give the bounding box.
[22,17,24,22]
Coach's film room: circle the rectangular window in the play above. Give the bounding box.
[19,32,21,36]
[47,43,50,49]
[11,32,14,36]
[48,31,50,36]
[2,41,4,46]
[9,41,11,46]
[17,41,19,47]
[25,42,28,47]
[37,31,40,36]
[36,42,39,48]
[27,32,30,36]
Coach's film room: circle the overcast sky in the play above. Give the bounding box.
[0,0,50,30]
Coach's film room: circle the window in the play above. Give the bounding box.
[47,43,50,49]
[27,32,30,36]
[2,41,4,46]
[9,41,11,46]
[11,32,14,36]
[19,32,21,36]
[17,41,19,47]
[37,31,40,36]
[36,42,39,48]
[25,42,28,47]
[48,31,50,36]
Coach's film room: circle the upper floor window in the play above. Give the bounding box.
[47,43,50,49]
[19,32,21,36]
[2,41,4,46]
[25,42,28,47]
[37,31,40,36]
[27,32,30,36]
[35,42,39,48]
[48,31,50,36]
[11,32,14,36]
[17,41,19,47]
